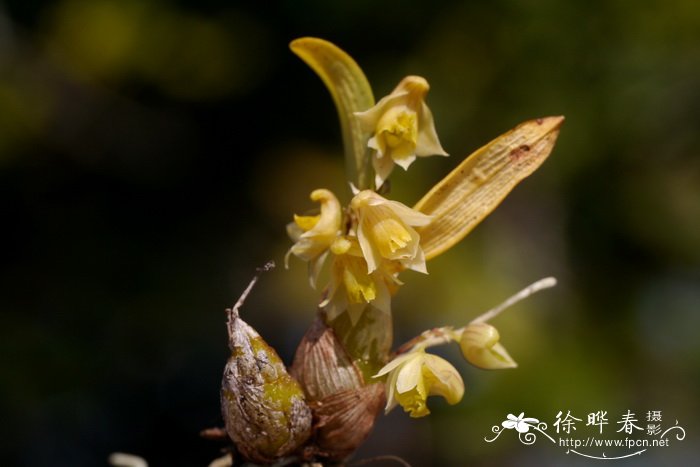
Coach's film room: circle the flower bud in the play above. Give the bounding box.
[221,311,311,463]
[459,323,517,370]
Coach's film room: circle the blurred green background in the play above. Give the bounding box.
[1,0,699,465]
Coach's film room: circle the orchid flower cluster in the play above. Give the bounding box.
[286,38,561,417]
[213,37,563,465]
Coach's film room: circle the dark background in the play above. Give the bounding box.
[1,1,699,465]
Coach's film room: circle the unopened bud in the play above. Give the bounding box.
[459,323,517,370]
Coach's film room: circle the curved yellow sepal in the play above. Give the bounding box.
[415,116,565,260]
[290,37,375,189]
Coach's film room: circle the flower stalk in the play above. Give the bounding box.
[396,277,558,356]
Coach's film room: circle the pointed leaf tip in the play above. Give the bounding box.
[290,37,375,190]
[415,116,564,259]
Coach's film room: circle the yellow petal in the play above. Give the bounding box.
[383,363,401,413]
[307,250,329,289]
[415,116,564,259]
[290,188,342,261]
[374,351,416,378]
[395,354,423,394]
[356,91,408,133]
[377,106,418,161]
[422,354,465,405]
[290,38,375,189]
[286,221,304,243]
[330,236,353,255]
[396,386,431,418]
[415,102,448,157]
[343,262,377,304]
[371,148,395,189]
[294,214,320,231]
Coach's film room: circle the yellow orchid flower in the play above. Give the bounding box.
[350,189,432,274]
[459,323,517,370]
[374,349,464,418]
[321,236,398,325]
[355,76,448,188]
[286,188,342,287]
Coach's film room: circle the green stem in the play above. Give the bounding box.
[327,305,392,383]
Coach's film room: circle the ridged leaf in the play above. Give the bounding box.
[415,116,564,259]
[290,37,375,189]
